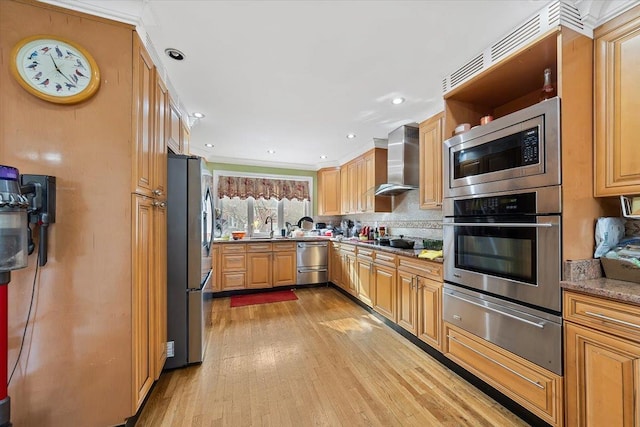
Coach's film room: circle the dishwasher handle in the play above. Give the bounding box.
[297,242,328,248]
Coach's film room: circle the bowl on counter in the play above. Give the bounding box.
[231,231,246,240]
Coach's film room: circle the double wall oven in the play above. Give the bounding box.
[442,98,564,375]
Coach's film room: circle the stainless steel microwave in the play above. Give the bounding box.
[443,97,560,198]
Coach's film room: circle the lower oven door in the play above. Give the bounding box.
[443,284,562,375]
[443,214,561,312]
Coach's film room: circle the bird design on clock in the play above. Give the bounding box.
[10,35,100,104]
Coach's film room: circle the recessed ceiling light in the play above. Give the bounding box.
[165,48,185,61]
[320,155,327,159]
[346,134,356,139]
[392,97,405,105]
[204,143,214,148]
[267,149,276,154]
[192,112,205,119]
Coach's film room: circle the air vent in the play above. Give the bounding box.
[442,0,593,95]
[450,54,483,88]
[491,15,541,62]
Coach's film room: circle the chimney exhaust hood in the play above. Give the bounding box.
[374,124,419,196]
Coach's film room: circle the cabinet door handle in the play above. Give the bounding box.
[153,189,163,197]
[447,335,545,389]
[584,311,640,330]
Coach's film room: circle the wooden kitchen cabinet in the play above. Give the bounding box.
[418,112,444,209]
[181,121,191,155]
[209,245,221,292]
[215,242,298,291]
[444,323,564,427]
[356,248,374,307]
[330,242,342,286]
[132,36,156,198]
[168,99,182,154]
[132,194,154,410]
[372,252,397,322]
[340,166,349,214]
[564,290,640,426]
[221,244,247,290]
[594,5,640,196]
[317,167,341,215]
[247,242,273,289]
[132,34,168,409]
[340,149,391,214]
[272,241,297,287]
[397,256,443,350]
[342,247,358,296]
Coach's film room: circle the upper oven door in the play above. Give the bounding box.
[443,97,560,198]
[443,214,561,313]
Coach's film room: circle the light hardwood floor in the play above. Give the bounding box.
[137,287,529,426]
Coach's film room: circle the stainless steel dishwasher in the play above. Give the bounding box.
[296,241,328,284]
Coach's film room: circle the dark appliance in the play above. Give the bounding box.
[165,153,214,369]
[443,97,560,198]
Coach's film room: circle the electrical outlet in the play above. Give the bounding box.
[167,341,174,358]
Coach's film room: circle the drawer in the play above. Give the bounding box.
[373,251,397,267]
[273,241,296,252]
[246,242,273,252]
[221,254,246,271]
[221,272,245,290]
[339,243,357,253]
[222,244,246,254]
[398,256,442,281]
[357,247,374,259]
[564,290,640,342]
[444,323,563,426]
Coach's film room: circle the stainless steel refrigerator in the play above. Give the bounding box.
[165,153,213,369]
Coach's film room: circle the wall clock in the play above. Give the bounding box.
[10,35,100,104]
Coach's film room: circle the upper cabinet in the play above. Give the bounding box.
[317,167,341,216]
[167,98,190,155]
[168,100,182,154]
[594,5,640,197]
[341,148,391,214]
[418,112,444,209]
[132,36,156,197]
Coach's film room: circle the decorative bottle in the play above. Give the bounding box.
[540,68,555,101]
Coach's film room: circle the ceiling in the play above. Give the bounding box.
[41,0,638,170]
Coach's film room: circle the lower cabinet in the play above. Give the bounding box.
[444,323,564,427]
[564,290,640,427]
[330,242,342,286]
[273,242,296,286]
[356,249,374,306]
[372,252,397,322]
[220,244,247,291]
[132,194,166,409]
[215,241,298,291]
[397,256,443,351]
[247,243,273,289]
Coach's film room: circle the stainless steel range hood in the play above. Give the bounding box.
[374,124,419,196]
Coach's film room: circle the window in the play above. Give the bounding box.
[214,171,312,237]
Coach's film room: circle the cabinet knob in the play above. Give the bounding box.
[153,189,163,197]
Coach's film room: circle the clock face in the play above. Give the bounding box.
[11,35,100,104]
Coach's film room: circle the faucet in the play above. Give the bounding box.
[265,216,274,238]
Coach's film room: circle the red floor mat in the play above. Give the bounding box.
[230,290,298,307]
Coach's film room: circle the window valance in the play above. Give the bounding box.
[217,175,310,201]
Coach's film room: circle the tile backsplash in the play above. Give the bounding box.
[316,190,443,239]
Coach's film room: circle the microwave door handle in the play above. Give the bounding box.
[442,222,555,228]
